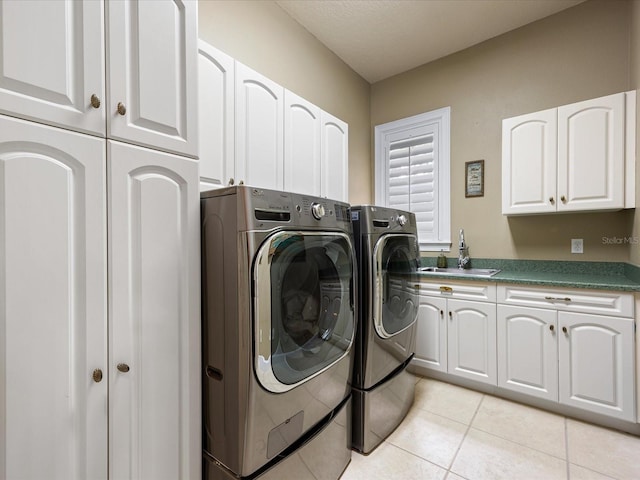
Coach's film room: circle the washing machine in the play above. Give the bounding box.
[350,205,420,454]
[201,186,356,479]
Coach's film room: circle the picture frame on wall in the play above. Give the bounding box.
[465,160,484,198]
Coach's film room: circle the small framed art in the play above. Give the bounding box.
[465,160,484,198]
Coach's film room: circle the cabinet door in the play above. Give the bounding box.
[107,0,198,158]
[447,299,497,385]
[284,90,321,196]
[198,41,234,191]
[235,62,284,190]
[497,305,558,401]
[0,0,105,135]
[557,93,625,212]
[0,115,107,479]
[412,296,448,373]
[558,312,635,422]
[501,108,557,214]
[321,111,349,202]
[108,141,200,480]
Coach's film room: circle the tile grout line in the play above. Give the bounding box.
[445,393,485,475]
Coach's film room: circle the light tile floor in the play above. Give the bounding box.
[341,377,640,480]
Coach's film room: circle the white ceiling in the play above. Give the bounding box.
[276,0,585,83]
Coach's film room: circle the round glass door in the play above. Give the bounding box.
[373,234,420,339]
[253,231,355,393]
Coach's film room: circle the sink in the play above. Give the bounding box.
[420,267,501,277]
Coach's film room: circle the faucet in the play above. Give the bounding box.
[458,229,470,269]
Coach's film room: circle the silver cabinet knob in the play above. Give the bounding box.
[117,363,130,373]
[92,368,103,382]
[117,102,126,116]
[90,94,101,109]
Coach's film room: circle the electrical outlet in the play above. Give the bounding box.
[571,238,584,254]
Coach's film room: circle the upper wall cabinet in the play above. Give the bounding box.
[0,0,199,158]
[197,40,349,202]
[502,91,636,215]
[0,0,106,136]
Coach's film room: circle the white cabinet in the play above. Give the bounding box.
[107,0,199,158]
[0,0,105,135]
[198,40,349,200]
[0,0,199,158]
[502,91,636,215]
[235,62,284,190]
[321,111,349,202]
[497,305,558,401]
[497,284,636,422]
[413,281,497,385]
[0,115,108,479]
[108,141,200,479]
[198,41,235,190]
[558,312,635,422]
[284,90,321,196]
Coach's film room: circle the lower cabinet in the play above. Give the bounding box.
[413,283,497,386]
[0,115,200,479]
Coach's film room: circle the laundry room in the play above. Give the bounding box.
[1,1,640,479]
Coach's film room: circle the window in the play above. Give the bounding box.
[375,107,451,251]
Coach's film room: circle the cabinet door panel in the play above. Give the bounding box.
[198,41,234,190]
[502,108,557,214]
[235,62,284,189]
[0,115,107,479]
[107,0,198,157]
[447,299,497,385]
[321,111,348,202]
[108,141,200,480]
[497,305,558,401]
[413,296,447,372]
[0,0,105,135]
[558,312,635,421]
[557,93,625,211]
[284,90,321,196]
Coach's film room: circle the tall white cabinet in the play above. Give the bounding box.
[0,1,200,479]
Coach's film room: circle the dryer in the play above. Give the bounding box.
[201,186,356,479]
[350,205,420,454]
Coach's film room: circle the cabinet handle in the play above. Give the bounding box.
[549,324,555,332]
[440,286,453,293]
[228,178,235,186]
[90,94,101,109]
[560,195,567,203]
[562,326,568,334]
[448,311,452,319]
[549,197,555,204]
[117,102,126,116]
[92,368,103,382]
[117,363,130,373]
[440,309,444,317]
[544,296,571,302]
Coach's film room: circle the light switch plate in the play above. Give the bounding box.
[571,238,584,254]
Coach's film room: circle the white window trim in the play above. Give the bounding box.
[375,107,451,251]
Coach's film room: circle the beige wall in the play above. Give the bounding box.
[631,0,640,266]
[198,0,372,204]
[371,0,634,261]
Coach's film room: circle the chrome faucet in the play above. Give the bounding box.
[458,229,470,269]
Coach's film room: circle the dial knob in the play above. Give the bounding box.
[397,214,407,226]
[311,202,326,220]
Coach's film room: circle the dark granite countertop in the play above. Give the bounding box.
[418,258,640,292]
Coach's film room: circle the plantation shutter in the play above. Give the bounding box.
[387,124,438,243]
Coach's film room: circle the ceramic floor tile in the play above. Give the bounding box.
[444,473,468,480]
[413,378,483,425]
[569,464,616,480]
[567,419,640,479]
[340,442,447,480]
[450,428,567,480]
[386,405,468,469]
[471,394,566,459]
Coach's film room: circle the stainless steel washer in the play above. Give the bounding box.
[201,186,356,479]
[350,205,420,454]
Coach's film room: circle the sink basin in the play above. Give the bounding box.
[420,267,501,277]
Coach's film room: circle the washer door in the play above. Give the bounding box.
[254,231,355,393]
[372,234,420,339]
